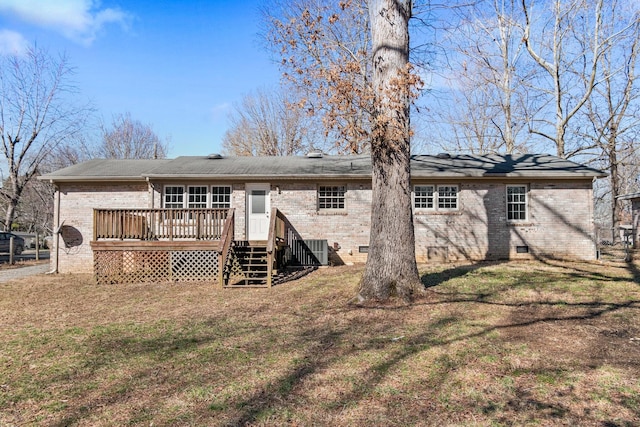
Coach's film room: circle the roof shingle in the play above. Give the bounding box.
[39,153,606,182]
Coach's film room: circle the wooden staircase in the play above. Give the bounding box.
[226,241,271,287]
[219,209,322,288]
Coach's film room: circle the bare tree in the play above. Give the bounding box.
[264,0,373,153]
[98,112,168,159]
[437,0,531,154]
[582,1,640,241]
[0,45,89,231]
[357,0,421,302]
[46,133,95,170]
[13,178,54,234]
[521,0,616,158]
[222,88,317,156]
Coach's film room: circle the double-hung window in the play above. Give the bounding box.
[413,185,458,211]
[164,186,184,209]
[414,185,434,209]
[437,185,458,210]
[163,185,232,209]
[188,186,208,209]
[318,185,346,210]
[211,186,232,209]
[507,185,527,221]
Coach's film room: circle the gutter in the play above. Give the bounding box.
[38,176,148,182]
[141,173,373,180]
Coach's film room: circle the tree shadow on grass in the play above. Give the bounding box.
[34,262,640,426]
[625,258,640,284]
[225,265,640,425]
[420,261,505,289]
[225,299,639,426]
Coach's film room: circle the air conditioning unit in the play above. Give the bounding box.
[300,239,329,265]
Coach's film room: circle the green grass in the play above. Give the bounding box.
[0,260,639,425]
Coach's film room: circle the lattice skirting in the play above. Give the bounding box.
[226,249,247,284]
[94,249,219,284]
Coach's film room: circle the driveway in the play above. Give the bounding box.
[0,250,51,283]
[0,263,50,283]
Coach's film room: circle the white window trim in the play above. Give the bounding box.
[413,184,459,211]
[506,185,528,222]
[164,185,185,209]
[413,185,435,210]
[436,185,459,211]
[163,184,233,209]
[210,185,232,209]
[318,185,347,212]
[187,185,208,209]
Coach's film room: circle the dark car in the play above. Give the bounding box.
[0,232,25,255]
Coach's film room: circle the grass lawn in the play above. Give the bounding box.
[0,260,639,426]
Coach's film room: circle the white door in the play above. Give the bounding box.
[246,183,271,241]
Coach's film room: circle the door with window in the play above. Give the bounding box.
[246,183,270,241]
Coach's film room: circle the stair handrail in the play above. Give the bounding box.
[268,208,320,268]
[265,207,281,288]
[218,208,235,288]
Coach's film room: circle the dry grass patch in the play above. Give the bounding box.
[0,260,638,426]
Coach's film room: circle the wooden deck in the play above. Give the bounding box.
[91,207,320,287]
[93,208,229,241]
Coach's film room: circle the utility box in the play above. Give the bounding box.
[301,239,328,265]
[620,225,634,247]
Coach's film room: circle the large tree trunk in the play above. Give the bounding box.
[358,0,420,302]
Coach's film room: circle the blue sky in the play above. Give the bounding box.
[0,0,281,157]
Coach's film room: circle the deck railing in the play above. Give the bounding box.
[93,208,231,241]
[267,208,320,285]
[218,208,235,288]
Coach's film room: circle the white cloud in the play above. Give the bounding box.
[0,0,131,46]
[0,29,28,54]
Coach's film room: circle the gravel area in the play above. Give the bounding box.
[0,264,50,283]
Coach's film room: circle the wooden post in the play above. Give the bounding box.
[9,236,14,265]
[169,210,174,241]
[119,210,124,240]
[93,210,98,241]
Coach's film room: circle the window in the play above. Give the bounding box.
[318,185,346,210]
[437,185,458,210]
[163,185,232,209]
[211,186,232,208]
[164,186,184,208]
[413,185,458,210]
[507,185,527,221]
[188,186,207,208]
[414,185,434,209]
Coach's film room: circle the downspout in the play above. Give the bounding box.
[147,177,154,208]
[47,180,61,274]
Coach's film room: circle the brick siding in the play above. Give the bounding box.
[55,182,151,273]
[52,178,597,274]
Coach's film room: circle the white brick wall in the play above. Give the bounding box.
[55,182,151,273]
[52,178,598,273]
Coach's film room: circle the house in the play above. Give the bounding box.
[39,153,606,286]
[616,192,640,248]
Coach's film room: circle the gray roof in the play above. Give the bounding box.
[39,153,606,182]
[410,154,606,178]
[39,159,172,181]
